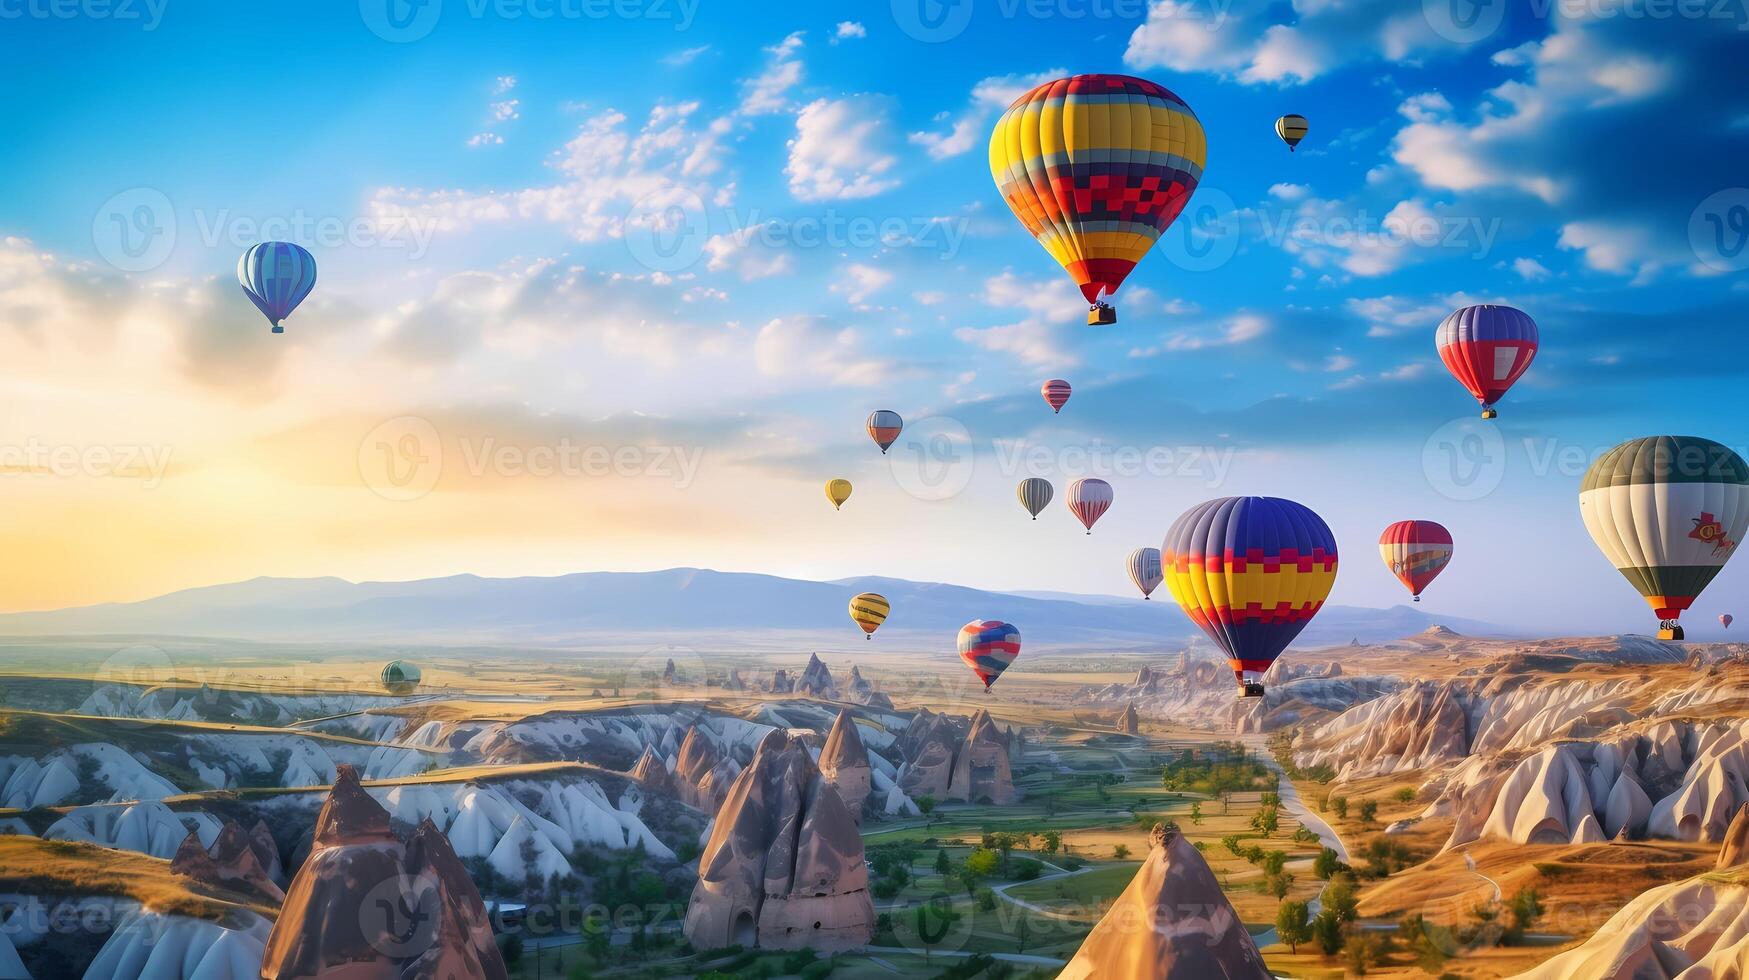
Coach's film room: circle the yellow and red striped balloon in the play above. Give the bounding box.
[989,74,1206,319]
[849,592,890,639]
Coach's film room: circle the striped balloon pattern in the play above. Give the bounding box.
[958,619,1021,690]
[825,479,853,510]
[1275,114,1308,151]
[238,242,317,333]
[1067,478,1113,533]
[867,410,903,454]
[1017,478,1054,519]
[1041,379,1072,414]
[1436,305,1538,417]
[1579,436,1749,634]
[1126,547,1163,599]
[1378,520,1454,600]
[989,74,1205,309]
[848,592,890,639]
[1162,496,1339,691]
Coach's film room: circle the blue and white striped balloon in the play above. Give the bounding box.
[238,242,317,333]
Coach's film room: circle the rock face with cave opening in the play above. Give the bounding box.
[683,731,873,952]
[818,709,871,823]
[1060,823,1271,979]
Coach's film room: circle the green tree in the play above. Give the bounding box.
[1262,850,1287,877]
[1330,796,1349,819]
[1358,799,1379,824]
[1113,844,1130,860]
[965,848,1000,878]
[1189,802,1202,825]
[1251,806,1279,837]
[1312,847,1344,880]
[1275,900,1312,953]
[1312,909,1344,955]
[935,848,952,877]
[1324,875,1360,923]
[1038,830,1061,856]
[1266,871,1293,900]
[1506,887,1543,945]
[917,795,937,822]
[1344,927,1375,975]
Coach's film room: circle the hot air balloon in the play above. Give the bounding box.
[958,619,1020,690]
[1041,379,1072,414]
[1066,478,1113,534]
[1275,114,1308,152]
[1580,436,1749,640]
[1378,520,1454,602]
[381,660,422,695]
[1127,547,1163,599]
[1723,614,1735,628]
[825,479,853,510]
[849,592,890,640]
[1017,478,1054,520]
[1162,496,1339,698]
[1436,305,1538,419]
[989,74,1205,326]
[867,410,903,454]
[238,242,317,334]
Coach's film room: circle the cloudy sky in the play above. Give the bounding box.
[2,0,1747,634]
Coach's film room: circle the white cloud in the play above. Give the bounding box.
[702,225,794,281]
[833,21,866,41]
[909,68,1065,161]
[490,99,520,122]
[951,272,1082,367]
[1267,183,1309,201]
[494,76,517,94]
[831,264,893,305]
[786,96,900,201]
[1513,257,1553,281]
[741,32,804,116]
[662,45,711,67]
[466,133,503,148]
[754,315,889,386]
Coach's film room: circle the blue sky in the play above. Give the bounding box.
[2,0,1748,636]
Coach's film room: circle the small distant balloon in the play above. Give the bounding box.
[1017,478,1054,520]
[849,592,890,640]
[825,479,853,510]
[1275,114,1308,152]
[867,410,903,454]
[1066,478,1113,534]
[1723,614,1735,628]
[1379,520,1454,602]
[1041,380,1072,414]
[958,619,1020,690]
[1127,547,1163,599]
[238,242,317,334]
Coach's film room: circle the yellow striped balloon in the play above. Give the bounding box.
[825,479,853,510]
[848,592,890,640]
[989,74,1205,322]
[1275,114,1308,152]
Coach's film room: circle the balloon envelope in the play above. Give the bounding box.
[1066,478,1113,533]
[1162,496,1338,690]
[1017,478,1054,519]
[238,242,317,332]
[849,592,890,637]
[1723,614,1735,628]
[1436,305,1538,415]
[825,479,853,510]
[989,74,1204,308]
[1379,520,1454,599]
[867,410,903,453]
[1275,114,1308,150]
[958,619,1020,690]
[1127,547,1163,599]
[1041,380,1072,414]
[1579,436,1749,629]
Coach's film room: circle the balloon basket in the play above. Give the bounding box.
[1413,595,1420,602]
[1481,408,1497,419]
[1087,304,1117,326]
[1659,625,1685,641]
[1237,683,1266,699]
[271,325,284,334]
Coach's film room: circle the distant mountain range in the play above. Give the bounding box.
[0,568,1512,651]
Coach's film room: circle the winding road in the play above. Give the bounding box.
[1243,735,1350,949]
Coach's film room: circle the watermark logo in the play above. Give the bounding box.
[360,873,443,958]
[888,892,977,955]
[1159,187,1240,273]
[892,0,975,41]
[92,188,176,273]
[359,0,444,42]
[624,188,708,274]
[1423,0,1507,44]
[1422,417,1506,501]
[359,416,444,501]
[1690,188,1749,273]
[888,416,976,502]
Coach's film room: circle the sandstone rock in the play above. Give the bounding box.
[1720,803,1749,868]
[629,744,677,795]
[1119,701,1140,734]
[1510,866,1749,978]
[684,732,873,952]
[1060,824,1270,979]
[770,669,793,694]
[947,710,1015,805]
[819,710,872,822]
[796,653,837,699]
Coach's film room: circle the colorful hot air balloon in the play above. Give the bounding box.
[1723,614,1735,629]
[867,411,903,454]
[958,619,1020,690]
[238,242,317,334]
[989,74,1205,326]
[825,479,853,511]
[1041,379,1072,414]
[1017,478,1054,520]
[1580,436,1749,640]
[1127,547,1163,599]
[1066,478,1113,534]
[1378,520,1454,602]
[849,592,890,640]
[1275,114,1308,152]
[1162,496,1339,697]
[1436,305,1538,419]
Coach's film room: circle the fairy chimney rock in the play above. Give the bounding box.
[819,709,873,822]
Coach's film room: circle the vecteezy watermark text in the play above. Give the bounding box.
[0,0,168,29]
[359,0,699,43]
[0,440,173,488]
